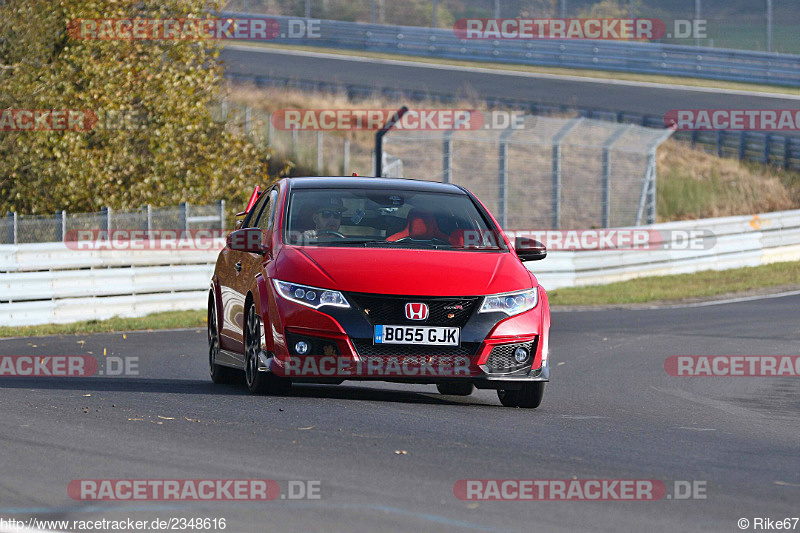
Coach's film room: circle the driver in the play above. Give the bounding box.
[302,198,345,241]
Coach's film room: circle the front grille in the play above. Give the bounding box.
[346,293,479,327]
[485,339,538,373]
[352,338,479,357]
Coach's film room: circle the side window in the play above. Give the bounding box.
[258,190,279,232]
[243,192,269,229]
[248,191,274,229]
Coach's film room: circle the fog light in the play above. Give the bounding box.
[514,347,529,363]
[295,341,309,355]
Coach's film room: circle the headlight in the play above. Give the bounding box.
[479,288,538,316]
[273,280,350,309]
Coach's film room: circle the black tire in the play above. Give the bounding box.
[244,305,291,395]
[209,294,239,384]
[436,382,474,396]
[497,382,546,409]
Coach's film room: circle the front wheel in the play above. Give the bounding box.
[244,305,291,395]
[497,382,545,408]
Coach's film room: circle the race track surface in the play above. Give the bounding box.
[1,294,798,532]
[221,47,800,120]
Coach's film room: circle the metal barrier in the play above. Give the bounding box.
[224,13,800,87]
[2,209,800,326]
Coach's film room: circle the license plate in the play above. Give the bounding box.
[374,325,460,346]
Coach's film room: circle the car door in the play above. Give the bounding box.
[218,190,273,355]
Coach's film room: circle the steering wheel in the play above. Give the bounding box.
[319,230,347,239]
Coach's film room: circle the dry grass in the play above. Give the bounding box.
[657,141,800,221]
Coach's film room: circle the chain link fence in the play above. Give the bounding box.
[1,203,226,245]
[383,115,673,230]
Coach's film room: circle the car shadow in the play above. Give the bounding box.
[0,377,495,406]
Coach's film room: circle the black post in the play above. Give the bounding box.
[374,106,408,177]
[101,207,109,237]
[179,202,187,231]
[55,211,63,242]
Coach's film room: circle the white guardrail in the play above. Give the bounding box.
[1,209,800,327]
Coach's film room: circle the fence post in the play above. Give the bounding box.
[717,131,724,157]
[6,212,15,244]
[763,133,771,164]
[218,200,226,230]
[551,118,581,229]
[343,139,350,175]
[55,210,65,242]
[601,125,632,229]
[101,207,109,236]
[179,202,188,231]
[739,132,747,160]
[267,112,274,147]
[146,205,152,232]
[442,131,452,184]
[785,137,792,170]
[317,131,324,174]
[244,106,251,136]
[497,128,515,229]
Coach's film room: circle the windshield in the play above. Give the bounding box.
[284,187,507,251]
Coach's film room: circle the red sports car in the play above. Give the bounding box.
[208,176,550,408]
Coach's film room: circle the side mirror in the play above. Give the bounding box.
[227,228,267,255]
[515,237,547,262]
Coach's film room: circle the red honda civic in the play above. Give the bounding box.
[208,176,550,408]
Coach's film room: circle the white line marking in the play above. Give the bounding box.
[224,44,800,100]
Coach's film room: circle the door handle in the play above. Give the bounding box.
[234,261,242,272]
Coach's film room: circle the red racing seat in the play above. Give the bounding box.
[387,209,451,242]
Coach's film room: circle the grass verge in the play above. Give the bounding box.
[548,261,800,307]
[0,310,206,339]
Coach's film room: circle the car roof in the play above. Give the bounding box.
[286,176,466,194]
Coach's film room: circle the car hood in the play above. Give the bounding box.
[276,246,536,296]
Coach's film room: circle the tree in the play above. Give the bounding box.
[0,0,274,214]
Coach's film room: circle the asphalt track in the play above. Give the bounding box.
[1,293,798,532]
[221,46,800,120]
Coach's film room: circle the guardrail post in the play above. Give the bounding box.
[179,202,188,231]
[218,200,226,230]
[442,131,452,184]
[763,134,771,164]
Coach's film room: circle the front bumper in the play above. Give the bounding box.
[263,288,550,386]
